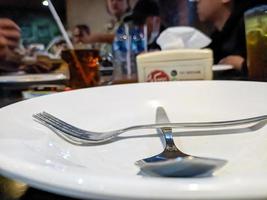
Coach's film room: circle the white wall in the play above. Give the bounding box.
[66,0,108,32]
[66,0,138,32]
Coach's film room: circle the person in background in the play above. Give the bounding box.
[72,24,91,45]
[79,0,131,44]
[0,18,20,60]
[196,0,266,74]
[124,0,162,51]
[105,0,131,33]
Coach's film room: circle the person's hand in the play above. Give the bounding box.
[79,33,115,44]
[219,55,245,71]
[0,18,21,59]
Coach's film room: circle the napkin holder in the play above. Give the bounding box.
[137,49,213,82]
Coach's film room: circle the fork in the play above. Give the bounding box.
[32,111,267,145]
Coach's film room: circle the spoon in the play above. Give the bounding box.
[135,107,227,177]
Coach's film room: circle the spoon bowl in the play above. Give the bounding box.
[135,141,227,177]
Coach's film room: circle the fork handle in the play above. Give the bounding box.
[123,115,267,131]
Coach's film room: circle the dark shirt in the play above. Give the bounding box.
[148,39,161,51]
[208,0,267,64]
[148,25,166,51]
[207,12,246,64]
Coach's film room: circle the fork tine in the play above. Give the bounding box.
[33,113,76,133]
[42,112,87,133]
[34,113,116,144]
[33,112,97,140]
[34,115,94,145]
[46,124,96,145]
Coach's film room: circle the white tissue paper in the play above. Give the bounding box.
[156,26,211,50]
[137,26,213,82]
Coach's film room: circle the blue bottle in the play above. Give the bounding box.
[112,25,129,75]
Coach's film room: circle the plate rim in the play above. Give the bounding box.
[0,80,267,199]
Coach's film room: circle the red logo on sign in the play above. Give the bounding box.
[146,70,170,82]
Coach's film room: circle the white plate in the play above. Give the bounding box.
[0,81,267,200]
[0,73,67,83]
[212,64,234,72]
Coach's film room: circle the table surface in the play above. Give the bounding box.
[0,69,248,200]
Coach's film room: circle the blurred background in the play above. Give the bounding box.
[0,0,201,47]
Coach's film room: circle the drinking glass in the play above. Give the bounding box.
[245,5,267,81]
[61,49,100,89]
